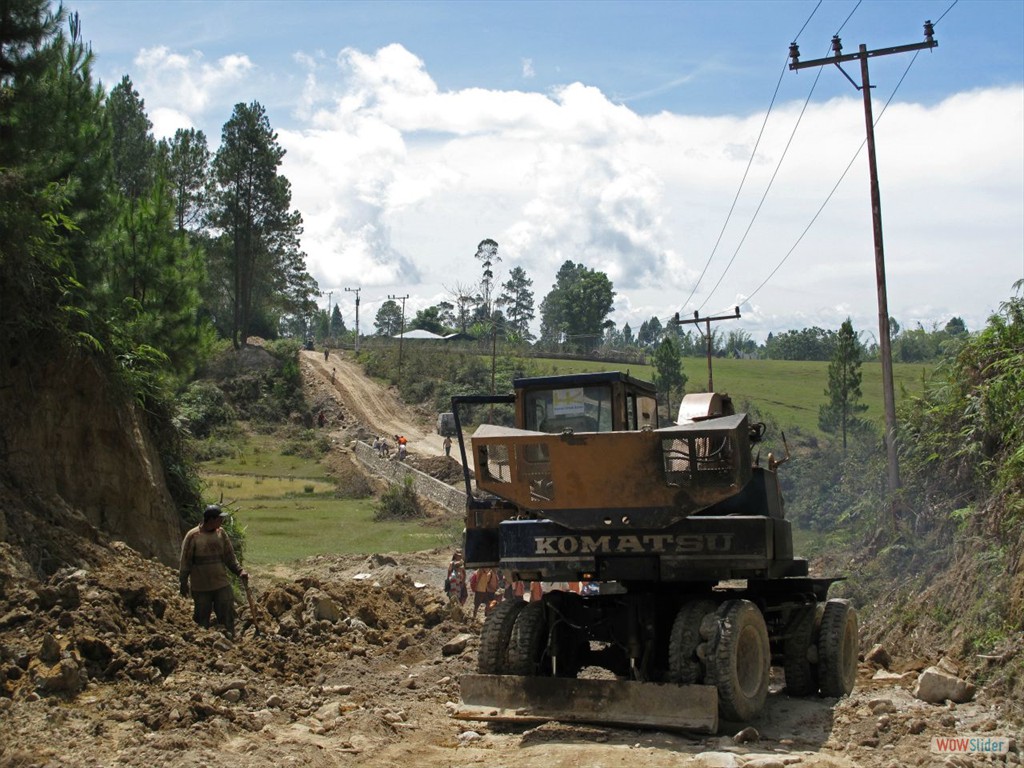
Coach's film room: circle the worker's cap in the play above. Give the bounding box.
[203,504,228,519]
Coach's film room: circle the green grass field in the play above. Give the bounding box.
[205,354,931,566]
[522,356,931,434]
[202,432,329,478]
[201,432,448,566]
[231,497,447,566]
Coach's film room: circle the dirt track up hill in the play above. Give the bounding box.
[302,350,450,460]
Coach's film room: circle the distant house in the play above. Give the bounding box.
[392,330,474,341]
[395,329,445,340]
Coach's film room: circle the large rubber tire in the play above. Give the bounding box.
[817,599,859,697]
[706,599,770,722]
[668,599,717,684]
[478,599,525,674]
[507,601,549,676]
[783,605,818,696]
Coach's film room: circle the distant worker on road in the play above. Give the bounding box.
[324,347,329,361]
[443,435,452,458]
[395,434,408,461]
[179,504,247,639]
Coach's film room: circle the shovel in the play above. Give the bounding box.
[242,576,262,636]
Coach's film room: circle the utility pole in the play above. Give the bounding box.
[344,286,361,353]
[388,293,409,383]
[326,290,333,345]
[672,307,740,392]
[789,21,937,495]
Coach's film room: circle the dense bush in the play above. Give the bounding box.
[898,282,1024,531]
[373,476,424,520]
[281,429,331,459]
[177,381,235,438]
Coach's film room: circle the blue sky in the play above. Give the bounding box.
[70,0,1024,341]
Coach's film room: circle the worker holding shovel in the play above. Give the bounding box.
[179,504,248,639]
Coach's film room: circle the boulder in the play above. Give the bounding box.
[442,633,473,656]
[35,658,85,695]
[39,633,61,664]
[304,589,341,623]
[865,643,891,669]
[264,587,293,618]
[913,666,976,704]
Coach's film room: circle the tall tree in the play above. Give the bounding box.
[374,300,403,336]
[330,304,345,337]
[637,316,664,348]
[474,238,500,317]
[1,4,113,351]
[410,306,446,335]
[104,75,156,303]
[208,101,313,348]
[436,300,457,330]
[818,319,868,450]
[538,260,615,351]
[496,265,535,341]
[107,75,155,200]
[159,127,210,233]
[653,337,687,421]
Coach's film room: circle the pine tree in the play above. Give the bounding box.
[496,265,535,342]
[653,337,687,421]
[159,127,210,233]
[374,300,403,336]
[818,318,868,450]
[208,101,314,347]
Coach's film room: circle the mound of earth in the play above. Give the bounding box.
[2,529,1023,767]
[0,537,479,767]
[405,455,465,486]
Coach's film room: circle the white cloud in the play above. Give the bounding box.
[124,40,1022,338]
[308,53,1020,336]
[148,106,194,138]
[522,58,535,79]
[131,47,254,136]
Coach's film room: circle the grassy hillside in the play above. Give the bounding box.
[522,356,930,435]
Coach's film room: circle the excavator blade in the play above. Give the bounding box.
[454,674,718,733]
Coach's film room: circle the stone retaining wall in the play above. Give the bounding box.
[351,440,467,514]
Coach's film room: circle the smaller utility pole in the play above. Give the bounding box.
[345,286,361,352]
[326,290,333,344]
[672,307,740,392]
[388,293,410,383]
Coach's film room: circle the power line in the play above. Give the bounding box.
[691,1,864,314]
[934,0,958,26]
[678,0,824,314]
[696,65,825,314]
[740,0,956,306]
[745,47,925,306]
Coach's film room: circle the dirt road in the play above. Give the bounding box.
[2,542,1020,768]
[303,349,457,463]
